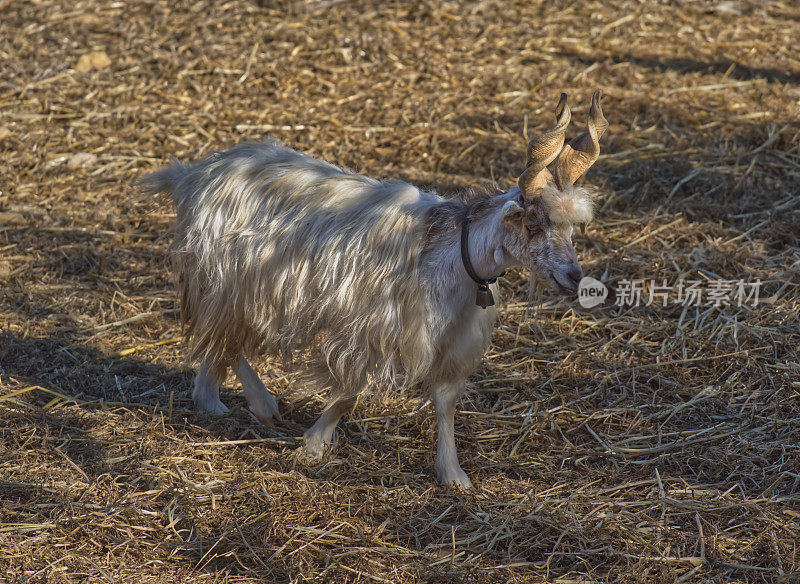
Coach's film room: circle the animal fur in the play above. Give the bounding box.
[141,138,596,488]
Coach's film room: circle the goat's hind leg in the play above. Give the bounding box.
[303,395,354,459]
[235,356,280,425]
[193,361,230,416]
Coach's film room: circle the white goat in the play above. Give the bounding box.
[141,91,607,489]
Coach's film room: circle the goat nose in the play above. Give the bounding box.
[567,264,583,286]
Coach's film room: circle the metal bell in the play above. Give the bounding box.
[475,284,495,309]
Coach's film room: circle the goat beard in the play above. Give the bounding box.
[527,274,548,303]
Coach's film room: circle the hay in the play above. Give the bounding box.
[1,0,799,582]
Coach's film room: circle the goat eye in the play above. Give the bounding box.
[527,225,542,237]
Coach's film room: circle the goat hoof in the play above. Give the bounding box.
[301,439,328,460]
[251,411,276,426]
[436,465,473,490]
[302,425,339,460]
[246,393,280,427]
[248,403,280,426]
[195,399,230,417]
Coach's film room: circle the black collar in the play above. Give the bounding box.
[460,206,505,309]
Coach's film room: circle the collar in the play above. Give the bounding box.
[460,206,505,309]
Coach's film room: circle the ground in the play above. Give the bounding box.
[1,0,799,582]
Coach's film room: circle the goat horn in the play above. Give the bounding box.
[518,93,571,200]
[553,90,608,189]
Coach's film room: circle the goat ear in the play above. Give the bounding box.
[501,199,524,224]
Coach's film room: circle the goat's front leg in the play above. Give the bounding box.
[303,396,354,459]
[433,382,472,489]
[234,356,280,425]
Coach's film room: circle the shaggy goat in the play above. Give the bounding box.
[141,91,608,489]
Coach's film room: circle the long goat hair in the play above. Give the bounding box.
[141,91,607,488]
[142,140,445,398]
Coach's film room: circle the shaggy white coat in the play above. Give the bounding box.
[141,139,592,488]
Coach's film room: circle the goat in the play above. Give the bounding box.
[140,91,608,489]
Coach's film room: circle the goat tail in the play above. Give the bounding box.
[138,161,190,205]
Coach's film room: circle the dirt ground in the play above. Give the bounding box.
[1,0,799,582]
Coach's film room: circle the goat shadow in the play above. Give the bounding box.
[0,325,445,482]
[0,326,481,582]
[0,328,322,476]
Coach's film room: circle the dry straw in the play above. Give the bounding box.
[1,0,799,582]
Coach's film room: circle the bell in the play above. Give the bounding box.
[475,284,495,309]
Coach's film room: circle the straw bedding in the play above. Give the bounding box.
[1,0,798,582]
